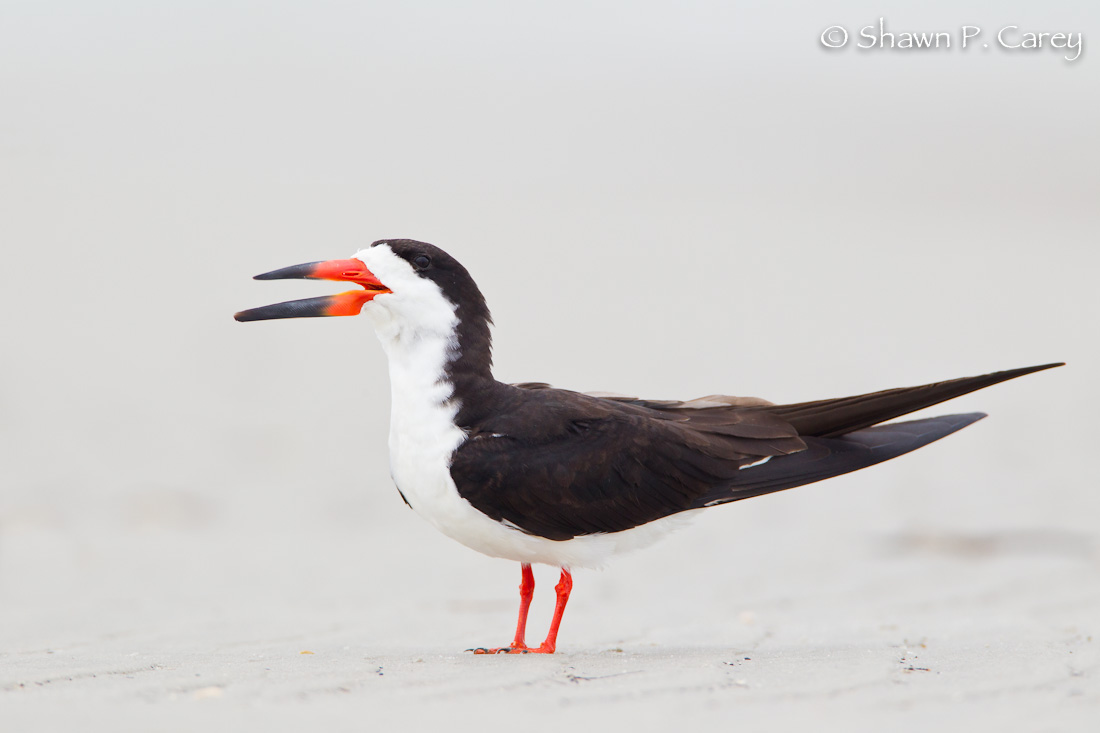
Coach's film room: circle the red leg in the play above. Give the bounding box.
[532,568,572,654]
[470,563,536,654]
[510,563,535,648]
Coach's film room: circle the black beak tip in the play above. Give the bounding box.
[232,294,344,322]
[252,262,323,281]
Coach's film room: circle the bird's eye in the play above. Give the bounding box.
[412,255,431,270]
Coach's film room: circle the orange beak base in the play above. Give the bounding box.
[233,258,391,322]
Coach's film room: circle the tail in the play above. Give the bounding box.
[694,413,984,508]
[755,363,1063,438]
[693,362,1063,509]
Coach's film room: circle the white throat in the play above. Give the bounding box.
[355,245,469,530]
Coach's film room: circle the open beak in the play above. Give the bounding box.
[234,258,391,322]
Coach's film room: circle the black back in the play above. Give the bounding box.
[447,365,1060,540]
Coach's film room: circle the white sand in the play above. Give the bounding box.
[2,498,1096,731]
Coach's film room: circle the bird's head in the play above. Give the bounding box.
[235,239,487,336]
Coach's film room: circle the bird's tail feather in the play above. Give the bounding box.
[758,363,1062,438]
[692,412,986,509]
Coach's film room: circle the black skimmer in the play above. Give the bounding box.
[235,239,1062,654]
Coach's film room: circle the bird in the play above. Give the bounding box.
[234,239,1062,654]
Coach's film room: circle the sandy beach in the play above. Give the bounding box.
[2,485,1096,730]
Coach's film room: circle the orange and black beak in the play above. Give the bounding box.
[234,258,391,322]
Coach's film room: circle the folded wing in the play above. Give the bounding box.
[450,364,1061,540]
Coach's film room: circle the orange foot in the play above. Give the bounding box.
[467,644,555,655]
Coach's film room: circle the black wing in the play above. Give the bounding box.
[450,364,1062,540]
[450,387,804,540]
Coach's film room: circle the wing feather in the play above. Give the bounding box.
[456,365,1061,539]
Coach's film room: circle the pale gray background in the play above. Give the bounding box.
[1,1,1097,730]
